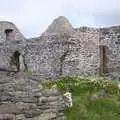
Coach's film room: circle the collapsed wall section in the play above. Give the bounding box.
[0,72,65,120]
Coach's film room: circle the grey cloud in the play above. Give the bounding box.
[92,13,120,27]
[0,0,120,37]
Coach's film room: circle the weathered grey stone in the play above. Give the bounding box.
[0,72,65,120]
[39,96,48,103]
[33,92,42,98]
[16,102,30,111]
[24,109,42,118]
[16,114,25,120]
[19,54,25,71]
[47,96,60,102]
[0,114,15,120]
[42,90,60,97]
[32,113,57,120]
[0,103,20,114]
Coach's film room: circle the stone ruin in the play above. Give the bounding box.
[0,19,67,120]
[0,16,120,119]
[0,16,120,80]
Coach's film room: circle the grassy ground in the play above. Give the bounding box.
[42,76,120,120]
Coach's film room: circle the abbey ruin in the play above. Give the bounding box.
[0,16,120,80]
[0,16,120,120]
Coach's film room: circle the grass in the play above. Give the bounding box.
[42,76,120,120]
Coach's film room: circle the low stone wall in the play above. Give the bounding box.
[0,72,66,120]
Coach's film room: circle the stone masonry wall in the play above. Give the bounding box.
[1,17,120,80]
[62,27,100,76]
[25,27,100,79]
[100,26,120,79]
[25,34,71,79]
[0,72,66,120]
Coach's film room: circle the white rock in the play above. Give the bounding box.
[64,92,72,107]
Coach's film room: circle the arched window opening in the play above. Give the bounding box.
[5,29,14,41]
[10,51,20,72]
[10,51,27,72]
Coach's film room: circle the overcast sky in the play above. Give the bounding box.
[0,0,120,38]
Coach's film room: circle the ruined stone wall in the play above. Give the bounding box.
[1,17,120,80]
[61,27,100,76]
[0,72,65,120]
[25,34,70,79]
[100,26,120,79]
[0,17,102,79]
[25,27,100,78]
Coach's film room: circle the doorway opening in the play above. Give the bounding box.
[99,45,108,75]
[10,51,20,72]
